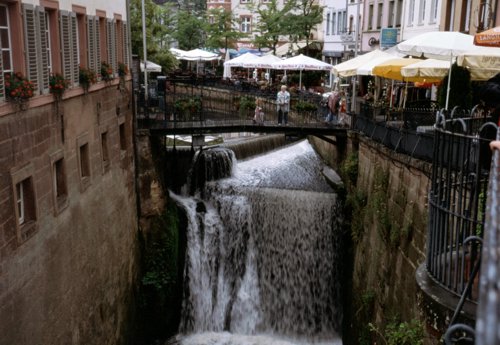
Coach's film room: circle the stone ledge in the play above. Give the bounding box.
[416,264,476,338]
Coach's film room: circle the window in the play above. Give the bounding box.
[15,178,36,226]
[80,143,90,178]
[349,15,353,33]
[337,11,343,33]
[0,4,12,74]
[59,10,79,86]
[332,13,336,35]
[77,134,91,191]
[11,162,37,243]
[326,13,330,35]
[418,0,426,24]
[45,12,52,73]
[100,131,109,172]
[87,15,101,76]
[429,0,437,23]
[240,0,251,3]
[119,123,127,151]
[396,0,403,26]
[377,3,383,28]
[50,151,68,213]
[240,16,251,33]
[106,19,117,76]
[368,4,374,29]
[388,1,395,27]
[408,0,415,25]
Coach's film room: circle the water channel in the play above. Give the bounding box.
[171,139,344,345]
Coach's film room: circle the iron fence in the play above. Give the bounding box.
[138,78,328,126]
[427,110,497,303]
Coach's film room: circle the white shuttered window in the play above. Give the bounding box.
[87,16,100,76]
[106,19,117,77]
[59,11,79,86]
[22,4,49,94]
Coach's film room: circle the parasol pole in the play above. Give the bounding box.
[390,79,394,108]
[299,70,302,89]
[445,53,453,110]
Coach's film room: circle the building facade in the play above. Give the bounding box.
[0,1,137,344]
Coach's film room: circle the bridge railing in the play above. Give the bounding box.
[138,78,329,127]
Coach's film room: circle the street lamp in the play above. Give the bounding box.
[142,0,148,103]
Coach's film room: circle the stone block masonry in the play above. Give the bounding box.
[0,81,139,345]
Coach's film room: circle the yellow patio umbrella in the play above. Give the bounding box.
[371,58,426,81]
[400,58,451,82]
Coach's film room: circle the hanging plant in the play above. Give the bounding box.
[49,73,69,100]
[118,62,128,77]
[100,61,114,82]
[79,66,97,93]
[5,72,35,110]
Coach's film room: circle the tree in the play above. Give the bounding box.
[172,10,206,50]
[252,0,294,54]
[285,0,323,55]
[130,0,179,72]
[205,8,247,51]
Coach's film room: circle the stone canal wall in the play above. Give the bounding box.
[0,81,139,345]
[310,133,433,344]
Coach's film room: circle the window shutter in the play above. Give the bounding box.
[36,6,49,93]
[87,15,95,73]
[70,13,79,85]
[59,11,72,85]
[0,46,4,100]
[23,4,39,92]
[122,21,130,67]
[95,17,101,76]
[106,19,117,77]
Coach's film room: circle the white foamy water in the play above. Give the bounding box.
[172,140,343,345]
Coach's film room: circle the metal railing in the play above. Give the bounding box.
[137,78,330,127]
[427,109,497,304]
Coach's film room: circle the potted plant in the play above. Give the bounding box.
[49,73,69,100]
[100,61,114,82]
[5,72,35,110]
[118,62,128,91]
[79,66,97,93]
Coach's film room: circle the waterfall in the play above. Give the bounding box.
[172,140,343,345]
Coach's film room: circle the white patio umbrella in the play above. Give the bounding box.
[250,54,282,68]
[457,47,500,81]
[223,50,232,79]
[271,54,332,88]
[397,31,476,109]
[140,60,162,73]
[356,55,403,76]
[223,52,260,67]
[177,48,220,61]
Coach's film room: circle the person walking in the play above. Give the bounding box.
[277,85,290,125]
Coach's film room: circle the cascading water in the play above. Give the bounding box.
[171,140,343,345]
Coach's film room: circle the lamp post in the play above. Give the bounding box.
[142,0,148,103]
[351,0,361,113]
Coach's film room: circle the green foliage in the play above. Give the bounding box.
[174,97,202,119]
[369,319,424,345]
[357,290,377,345]
[294,100,317,112]
[79,66,97,90]
[139,202,182,342]
[142,204,179,294]
[238,96,256,117]
[346,190,367,243]
[205,8,246,50]
[130,0,178,71]
[252,0,295,53]
[100,61,114,82]
[340,153,359,187]
[438,63,472,110]
[368,167,392,244]
[284,0,323,55]
[173,10,206,50]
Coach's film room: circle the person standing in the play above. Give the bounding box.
[277,85,290,125]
